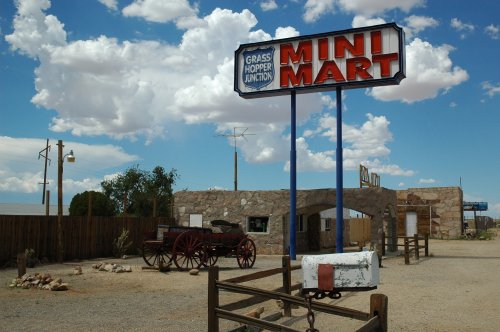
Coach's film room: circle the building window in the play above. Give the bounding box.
[297,215,306,232]
[324,218,332,231]
[248,216,269,233]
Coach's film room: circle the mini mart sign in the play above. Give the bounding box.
[234,23,405,98]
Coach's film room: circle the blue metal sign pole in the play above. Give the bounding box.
[289,91,297,260]
[335,86,344,253]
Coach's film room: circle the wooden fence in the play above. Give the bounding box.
[0,215,174,266]
[382,233,429,265]
[208,256,388,332]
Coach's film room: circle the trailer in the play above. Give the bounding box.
[142,220,256,271]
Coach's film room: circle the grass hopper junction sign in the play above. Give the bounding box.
[234,23,405,259]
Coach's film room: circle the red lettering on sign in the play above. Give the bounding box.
[314,61,345,84]
[280,64,313,87]
[334,33,364,58]
[346,57,373,80]
[372,53,399,77]
[318,38,329,60]
[280,41,313,65]
[370,31,382,54]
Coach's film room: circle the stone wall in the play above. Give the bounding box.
[397,187,463,238]
[174,188,398,256]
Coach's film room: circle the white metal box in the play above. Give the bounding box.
[301,251,379,291]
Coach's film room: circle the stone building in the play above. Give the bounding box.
[173,187,398,258]
[396,187,464,238]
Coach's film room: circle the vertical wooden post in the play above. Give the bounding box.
[45,190,50,216]
[381,232,386,256]
[208,266,219,332]
[17,252,26,278]
[370,294,388,332]
[57,140,64,263]
[424,234,429,257]
[414,234,419,260]
[152,196,157,218]
[404,238,410,265]
[282,255,292,317]
[87,191,93,222]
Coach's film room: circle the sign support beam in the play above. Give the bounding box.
[289,91,297,260]
[335,87,344,253]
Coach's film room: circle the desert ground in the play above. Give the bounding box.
[1,230,500,332]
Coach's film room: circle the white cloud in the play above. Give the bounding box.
[482,81,500,98]
[5,0,412,181]
[0,136,139,195]
[418,178,436,184]
[351,15,386,28]
[450,18,474,39]
[122,0,199,26]
[403,15,439,39]
[286,113,415,175]
[337,0,425,17]
[398,182,405,187]
[303,0,335,23]
[368,38,469,103]
[5,0,66,59]
[275,26,300,39]
[364,160,415,177]
[98,0,118,11]
[260,0,278,11]
[485,24,500,40]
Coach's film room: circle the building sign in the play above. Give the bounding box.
[235,23,405,98]
[360,164,380,188]
[463,201,488,211]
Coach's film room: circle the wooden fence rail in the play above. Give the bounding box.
[208,256,388,332]
[0,215,173,266]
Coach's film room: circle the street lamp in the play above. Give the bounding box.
[57,140,75,262]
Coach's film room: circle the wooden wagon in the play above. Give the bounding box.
[142,220,256,271]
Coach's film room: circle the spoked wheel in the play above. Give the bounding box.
[142,241,172,267]
[203,247,218,267]
[236,237,256,269]
[173,231,206,271]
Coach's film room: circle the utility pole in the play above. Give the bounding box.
[217,127,255,191]
[38,139,51,204]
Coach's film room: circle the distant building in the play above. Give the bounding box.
[397,187,463,238]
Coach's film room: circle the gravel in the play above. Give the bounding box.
[1,230,499,331]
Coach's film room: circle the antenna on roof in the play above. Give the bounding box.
[217,127,255,191]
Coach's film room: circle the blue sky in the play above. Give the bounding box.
[0,0,499,218]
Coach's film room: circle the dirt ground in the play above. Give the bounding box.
[1,230,500,332]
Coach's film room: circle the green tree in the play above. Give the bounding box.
[101,165,178,217]
[69,191,116,216]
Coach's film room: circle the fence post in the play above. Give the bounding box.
[381,232,386,256]
[414,234,419,260]
[404,238,410,265]
[424,234,429,257]
[208,266,219,332]
[370,294,388,332]
[282,255,292,317]
[17,252,26,278]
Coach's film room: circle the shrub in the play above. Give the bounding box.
[112,228,133,258]
[25,248,38,268]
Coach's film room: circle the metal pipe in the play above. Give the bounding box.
[336,87,344,253]
[289,91,297,260]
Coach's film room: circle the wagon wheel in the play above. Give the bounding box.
[173,231,206,271]
[203,246,218,267]
[142,241,172,267]
[236,238,256,269]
